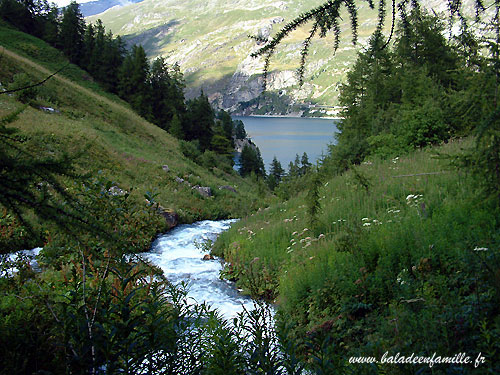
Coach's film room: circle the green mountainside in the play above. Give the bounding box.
[88,0,465,116]
[88,0,380,116]
[0,24,267,249]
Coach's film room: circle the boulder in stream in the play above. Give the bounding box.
[156,206,178,229]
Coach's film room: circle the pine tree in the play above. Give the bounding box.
[149,57,186,129]
[300,152,311,175]
[234,120,246,139]
[59,1,85,64]
[218,110,235,147]
[118,45,151,117]
[169,113,184,139]
[268,156,284,190]
[184,93,214,151]
[239,144,265,177]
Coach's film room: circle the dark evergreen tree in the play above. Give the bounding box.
[234,120,246,139]
[169,113,184,139]
[40,2,59,46]
[118,44,151,118]
[81,23,95,70]
[211,123,233,158]
[267,156,285,190]
[59,1,85,64]
[300,152,311,175]
[239,144,265,177]
[218,110,235,146]
[149,57,186,129]
[184,93,214,152]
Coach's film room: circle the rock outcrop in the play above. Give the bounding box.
[219,185,237,193]
[192,186,212,198]
[156,206,179,229]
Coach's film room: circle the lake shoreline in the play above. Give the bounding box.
[247,114,342,120]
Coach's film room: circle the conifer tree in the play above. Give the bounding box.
[118,45,150,117]
[184,93,214,151]
[169,113,184,139]
[234,120,246,139]
[59,1,85,64]
[268,156,285,190]
[239,144,265,177]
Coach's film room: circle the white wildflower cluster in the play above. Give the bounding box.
[283,215,298,223]
[392,157,399,164]
[473,246,488,251]
[237,226,257,240]
[361,217,383,227]
[362,161,373,165]
[286,228,325,253]
[332,219,347,225]
[396,268,409,285]
[406,194,423,208]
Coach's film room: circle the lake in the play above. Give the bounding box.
[232,116,338,171]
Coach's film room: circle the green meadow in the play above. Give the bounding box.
[213,138,500,370]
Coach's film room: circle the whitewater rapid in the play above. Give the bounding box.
[141,219,254,319]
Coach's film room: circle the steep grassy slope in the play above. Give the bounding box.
[0,24,269,231]
[213,139,500,371]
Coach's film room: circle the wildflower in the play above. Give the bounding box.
[474,247,488,251]
[325,182,329,186]
[363,222,371,227]
[292,231,298,236]
[362,217,370,221]
[318,234,325,239]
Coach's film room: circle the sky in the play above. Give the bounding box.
[51,0,96,8]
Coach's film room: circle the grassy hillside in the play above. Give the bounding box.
[0,24,270,248]
[213,139,500,372]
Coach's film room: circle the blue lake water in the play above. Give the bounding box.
[233,116,338,171]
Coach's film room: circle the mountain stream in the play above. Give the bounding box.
[140,219,254,319]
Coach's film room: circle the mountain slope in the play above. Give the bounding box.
[88,0,475,116]
[88,0,383,116]
[0,24,268,232]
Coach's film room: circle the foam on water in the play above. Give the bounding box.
[141,219,254,319]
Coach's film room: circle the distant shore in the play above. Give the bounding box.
[240,114,342,120]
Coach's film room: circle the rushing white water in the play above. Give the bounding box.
[141,219,254,319]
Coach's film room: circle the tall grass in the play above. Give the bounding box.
[214,138,500,373]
